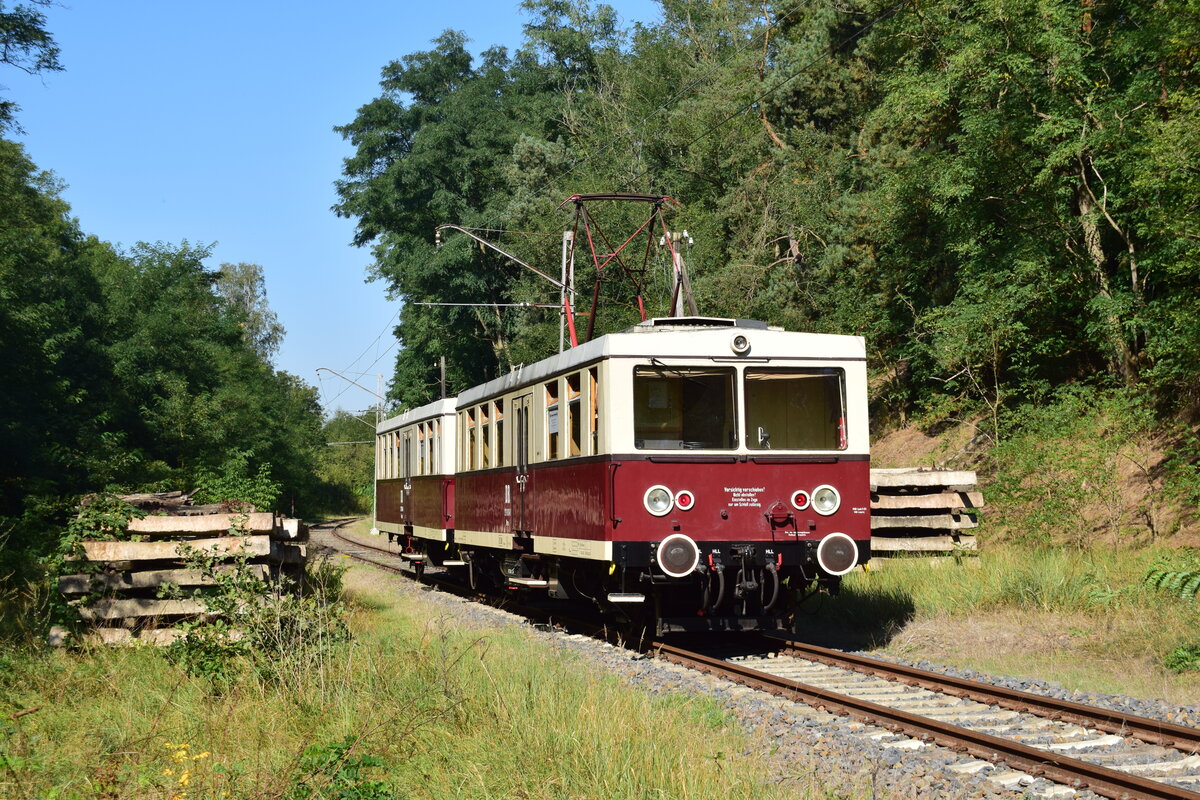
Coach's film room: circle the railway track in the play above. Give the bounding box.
[318,522,1200,800]
[655,642,1200,800]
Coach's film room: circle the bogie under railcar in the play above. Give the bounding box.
[374,317,870,634]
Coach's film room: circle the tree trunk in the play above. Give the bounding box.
[1076,179,1137,384]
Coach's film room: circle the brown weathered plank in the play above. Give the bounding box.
[870,468,977,492]
[49,626,246,647]
[77,535,271,563]
[83,628,185,646]
[870,535,978,552]
[870,514,978,531]
[76,597,209,622]
[127,512,276,536]
[58,564,268,595]
[871,491,985,511]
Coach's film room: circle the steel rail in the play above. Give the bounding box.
[774,639,1200,754]
[322,527,611,635]
[652,642,1200,800]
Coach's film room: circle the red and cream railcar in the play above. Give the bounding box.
[377,317,870,632]
[374,398,457,571]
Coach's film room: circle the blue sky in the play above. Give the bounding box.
[8,0,660,415]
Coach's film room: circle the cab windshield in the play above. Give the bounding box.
[633,365,736,450]
[744,368,846,450]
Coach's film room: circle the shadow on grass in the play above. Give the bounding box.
[791,581,917,650]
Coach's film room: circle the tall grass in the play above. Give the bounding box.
[842,547,1182,617]
[0,568,832,800]
[796,546,1200,699]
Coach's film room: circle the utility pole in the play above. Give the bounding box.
[560,231,575,352]
[661,230,698,316]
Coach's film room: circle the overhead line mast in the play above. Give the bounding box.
[434,193,698,351]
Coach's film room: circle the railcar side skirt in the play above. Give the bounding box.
[455,529,516,550]
[532,535,613,561]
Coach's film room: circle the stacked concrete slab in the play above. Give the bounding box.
[869,468,983,560]
[51,498,308,647]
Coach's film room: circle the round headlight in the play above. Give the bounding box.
[730,333,751,354]
[790,490,810,511]
[811,485,840,515]
[644,485,674,516]
[657,533,700,578]
[816,532,858,576]
[674,490,695,511]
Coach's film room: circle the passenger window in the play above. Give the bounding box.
[418,425,427,475]
[545,381,560,459]
[466,409,477,470]
[744,368,847,450]
[480,404,490,468]
[494,400,505,466]
[567,373,582,457]
[633,366,736,450]
[589,367,599,455]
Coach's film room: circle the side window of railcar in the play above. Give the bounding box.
[432,419,440,474]
[744,368,847,450]
[545,381,560,460]
[633,366,736,450]
[465,409,477,470]
[418,425,426,476]
[589,366,599,455]
[567,373,582,457]
[480,404,491,468]
[494,400,505,466]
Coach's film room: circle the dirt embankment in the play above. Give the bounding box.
[871,421,1200,547]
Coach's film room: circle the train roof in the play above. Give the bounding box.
[376,397,457,434]
[456,317,865,407]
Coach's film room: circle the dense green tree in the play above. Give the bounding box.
[313,411,376,514]
[0,140,110,524]
[0,1,61,131]
[215,262,286,362]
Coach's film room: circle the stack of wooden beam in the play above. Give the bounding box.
[51,508,308,646]
[869,468,984,559]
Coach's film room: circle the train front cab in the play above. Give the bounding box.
[605,336,872,633]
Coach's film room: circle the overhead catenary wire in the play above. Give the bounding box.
[322,303,402,407]
[415,301,563,308]
[322,337,399,408]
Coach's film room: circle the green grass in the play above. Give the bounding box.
[0,566,854,800]
[799,546,1200,704]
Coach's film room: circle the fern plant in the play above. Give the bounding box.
[1144,568,1200,602]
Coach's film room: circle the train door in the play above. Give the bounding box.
[513,393,532,532]
[401,431,413,524]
